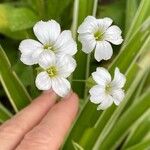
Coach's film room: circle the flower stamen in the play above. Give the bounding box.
[94,30,104,41]
[47,66,57,77]
[44,44,55,51]
[105,83,112,94]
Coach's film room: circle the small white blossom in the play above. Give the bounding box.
[19,20,77,65]
[77,16,123,62]
[89,67,126,110]
[35,51,76,97]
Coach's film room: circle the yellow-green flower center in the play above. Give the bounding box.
[94,30,104,41]
[105,83,112,94]
[44,44,54,51]
[47,66,57,77]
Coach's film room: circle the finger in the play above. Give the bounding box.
[0,90,57,150]
[16,92,79,150]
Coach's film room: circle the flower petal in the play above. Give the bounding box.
[19,39,43,55]
[89,85,105,104]
[38,51,56,69]
[112,89,125,105]
[35,71,51,90]
[77,16,98,33]
[97,95,113,110]
[92,67,111,86]
[52,77,71,97]
[33,20,61,44]
[56,55,76,78]
[97,17,113,31]
[78,33,96,53]
[94,41,113,62]
[54,30,77,56]
[90,95,101,104]
[89,85,105,97]
[105,25,123,45]
[20,54,37,65]
[111,67,126,89]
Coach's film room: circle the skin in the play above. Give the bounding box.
[0,90,79,150]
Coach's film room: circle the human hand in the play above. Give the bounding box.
[0,91,78,150]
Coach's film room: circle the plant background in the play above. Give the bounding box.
[0,0,150,149]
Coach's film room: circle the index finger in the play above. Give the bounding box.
[16,92,79,150]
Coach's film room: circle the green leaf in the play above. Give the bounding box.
[122,110,150,149]
[8,7,38,31]
[125,0,150,42]
[124,140,150,150]
[72,141,84,150]
[45,0,72,20]
[0,46,31,112]
[0,4,27,39]
[0,102,12,123]
[125,0,138,34]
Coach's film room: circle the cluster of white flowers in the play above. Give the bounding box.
[77,16,126,110]
[19,20,77,97]
[19,16,126,110]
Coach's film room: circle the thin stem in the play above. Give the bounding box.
[84,0,98,99]
[71,0,79,39]
[92,0,98,16]
[69,0,79,83]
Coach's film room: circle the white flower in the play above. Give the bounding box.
[19,20,77,65]
[89,67,126,110]
[77,16,123,62]
[35,51,76,97]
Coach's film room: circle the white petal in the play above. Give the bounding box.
[89,85,105,104]
[56,55,76,78]
[19,39,43,55]
[112,89,125,105]
[94,41,113,62]
[38,51,56,69]
[97,17,113,31]
[78,33,96,53]
[97,95,113,110]
[105,25,123,45]
[89,85,105,97]
[20,54,37,65]
[90,95,101,104]
[35,71,51,90]
[33,20,61,44]
[77,16,98,33]
[92,67,111,86]
[111,67,126,89]
[54,30,77,56]
[52,77,71,97]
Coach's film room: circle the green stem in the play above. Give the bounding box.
[71,0,79,39]
[84,0,98,99]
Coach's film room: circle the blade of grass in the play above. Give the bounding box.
[121,110,150,149]
[125,140,150,150]
[124,0,150,43]
[125,0,138,34]
[0,46,31,112]
[0,102,12,123]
